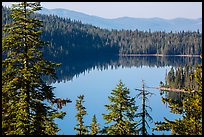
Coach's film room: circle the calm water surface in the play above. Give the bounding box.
[50,56,200,135]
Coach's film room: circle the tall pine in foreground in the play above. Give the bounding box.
[2,2,71,135]
[74,95,89,135]
[102,80,138,135]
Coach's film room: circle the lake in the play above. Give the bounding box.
[50,56,201,135]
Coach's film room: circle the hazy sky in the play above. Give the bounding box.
[2,2,202,19]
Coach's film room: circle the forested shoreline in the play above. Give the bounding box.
[161,64,200,91]
[2,3,202,135]
[2,6,202,60]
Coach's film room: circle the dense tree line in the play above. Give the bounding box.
[2,3,202,135]
[2,6,202,61]
[163,64,199,91]
[2,6,118,60]
[153,56,202,135]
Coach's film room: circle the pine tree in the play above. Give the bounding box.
[135,80,154,135]
[102,80,138,135]
[2,2,71,135]
[153,55,202,135]
[74,95,89,135]
[90,114,100,135]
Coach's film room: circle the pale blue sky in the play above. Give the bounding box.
[2,2,202,19]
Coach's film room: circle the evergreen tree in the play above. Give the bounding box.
[135,80,154,135]
[2,2,71,135]
[102,80,138,135]
[153,55,202,135]
[74,95,89,135]
[90,114,100,135]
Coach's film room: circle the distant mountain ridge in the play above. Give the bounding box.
[39,8,202,32]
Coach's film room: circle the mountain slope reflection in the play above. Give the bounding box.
[48,56,201,84]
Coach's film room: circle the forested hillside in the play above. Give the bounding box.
[2,3,202,135]
[2,6,202,61]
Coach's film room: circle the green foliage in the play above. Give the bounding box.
[165,65,197,90]
[153,56,202,135]
[74,95,89,135]
[102,80,138,135]
[2,2,70,135]
[90,114,100,135]
[2,6,202,64]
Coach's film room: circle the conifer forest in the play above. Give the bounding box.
[2,2,202,135]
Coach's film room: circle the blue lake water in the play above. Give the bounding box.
[50,56,200,135]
